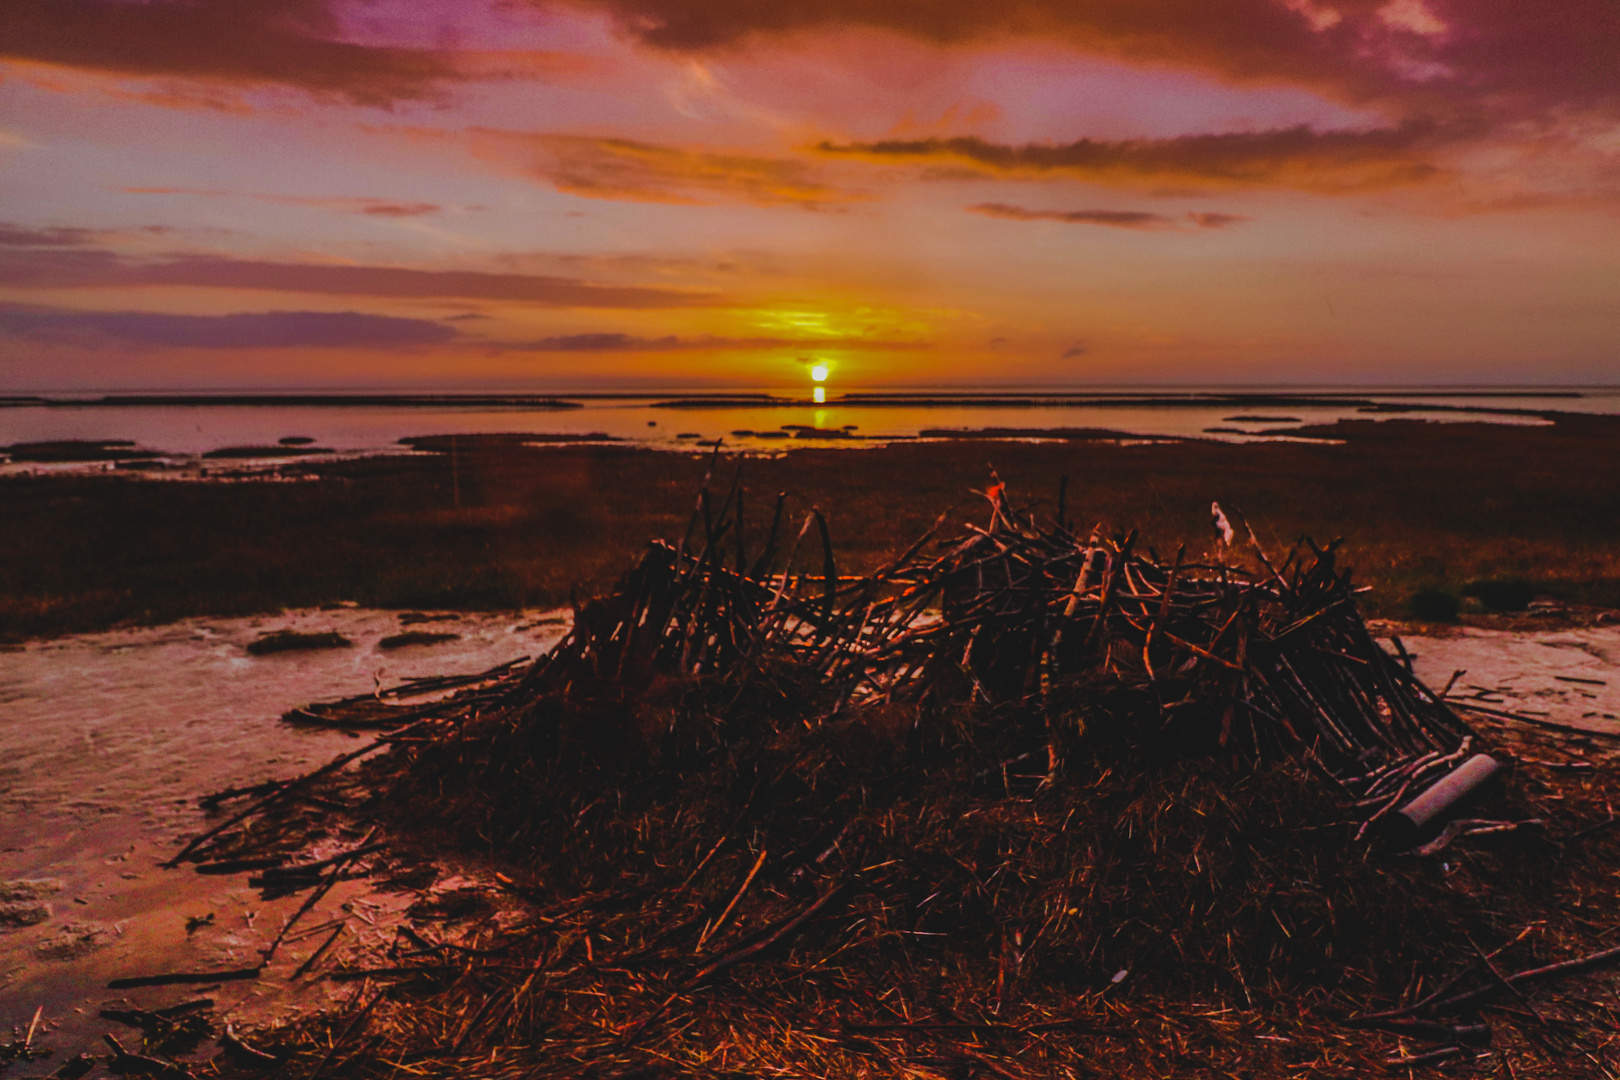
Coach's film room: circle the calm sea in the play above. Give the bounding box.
[2,387,1617,465]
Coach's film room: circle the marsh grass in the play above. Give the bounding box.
[3,415,1620,643]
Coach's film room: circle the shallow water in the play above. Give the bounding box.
[0,607,568,1069]
[2,386,1607,467]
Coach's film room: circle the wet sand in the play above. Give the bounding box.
[0,608,568,1064]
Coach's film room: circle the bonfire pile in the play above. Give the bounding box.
[153,471,1620,1079]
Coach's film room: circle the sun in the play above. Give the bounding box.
[806,360,830,402]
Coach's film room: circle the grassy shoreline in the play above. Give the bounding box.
[4,414,1620,643]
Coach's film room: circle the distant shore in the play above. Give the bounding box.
[4,413,1620,643]
[0,387,1591,415]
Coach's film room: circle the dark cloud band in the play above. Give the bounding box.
[820,122,1454,193]
[968,203,1249,229]
[565,0,1620,119]
[1,0,459,105]
[0,247,714,308]
[0,307,458,348]
[513,333,930,351]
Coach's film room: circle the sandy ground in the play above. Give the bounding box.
[0,607,569,1068]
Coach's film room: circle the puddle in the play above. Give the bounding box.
[1390,625,1620,737]
[0,608,568,1071]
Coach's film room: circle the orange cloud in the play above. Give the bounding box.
[458,129,862,208]
[819,121,1456,193]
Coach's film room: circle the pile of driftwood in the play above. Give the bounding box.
[147,469,1620,1079]
[516,476,1474,783]
[243,470,1487,835]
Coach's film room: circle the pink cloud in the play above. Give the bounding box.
[1,0,599,107]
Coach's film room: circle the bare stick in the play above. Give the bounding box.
[697,847,768,951]
[1427,939,1620,1015]
[688,881,849,987]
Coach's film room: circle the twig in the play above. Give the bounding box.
[697,846,768,951]
[688,881,850,987]
[1427,940,1620,1015]
[292,921,349,980]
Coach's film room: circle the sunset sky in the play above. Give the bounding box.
[2,0,1618,390]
